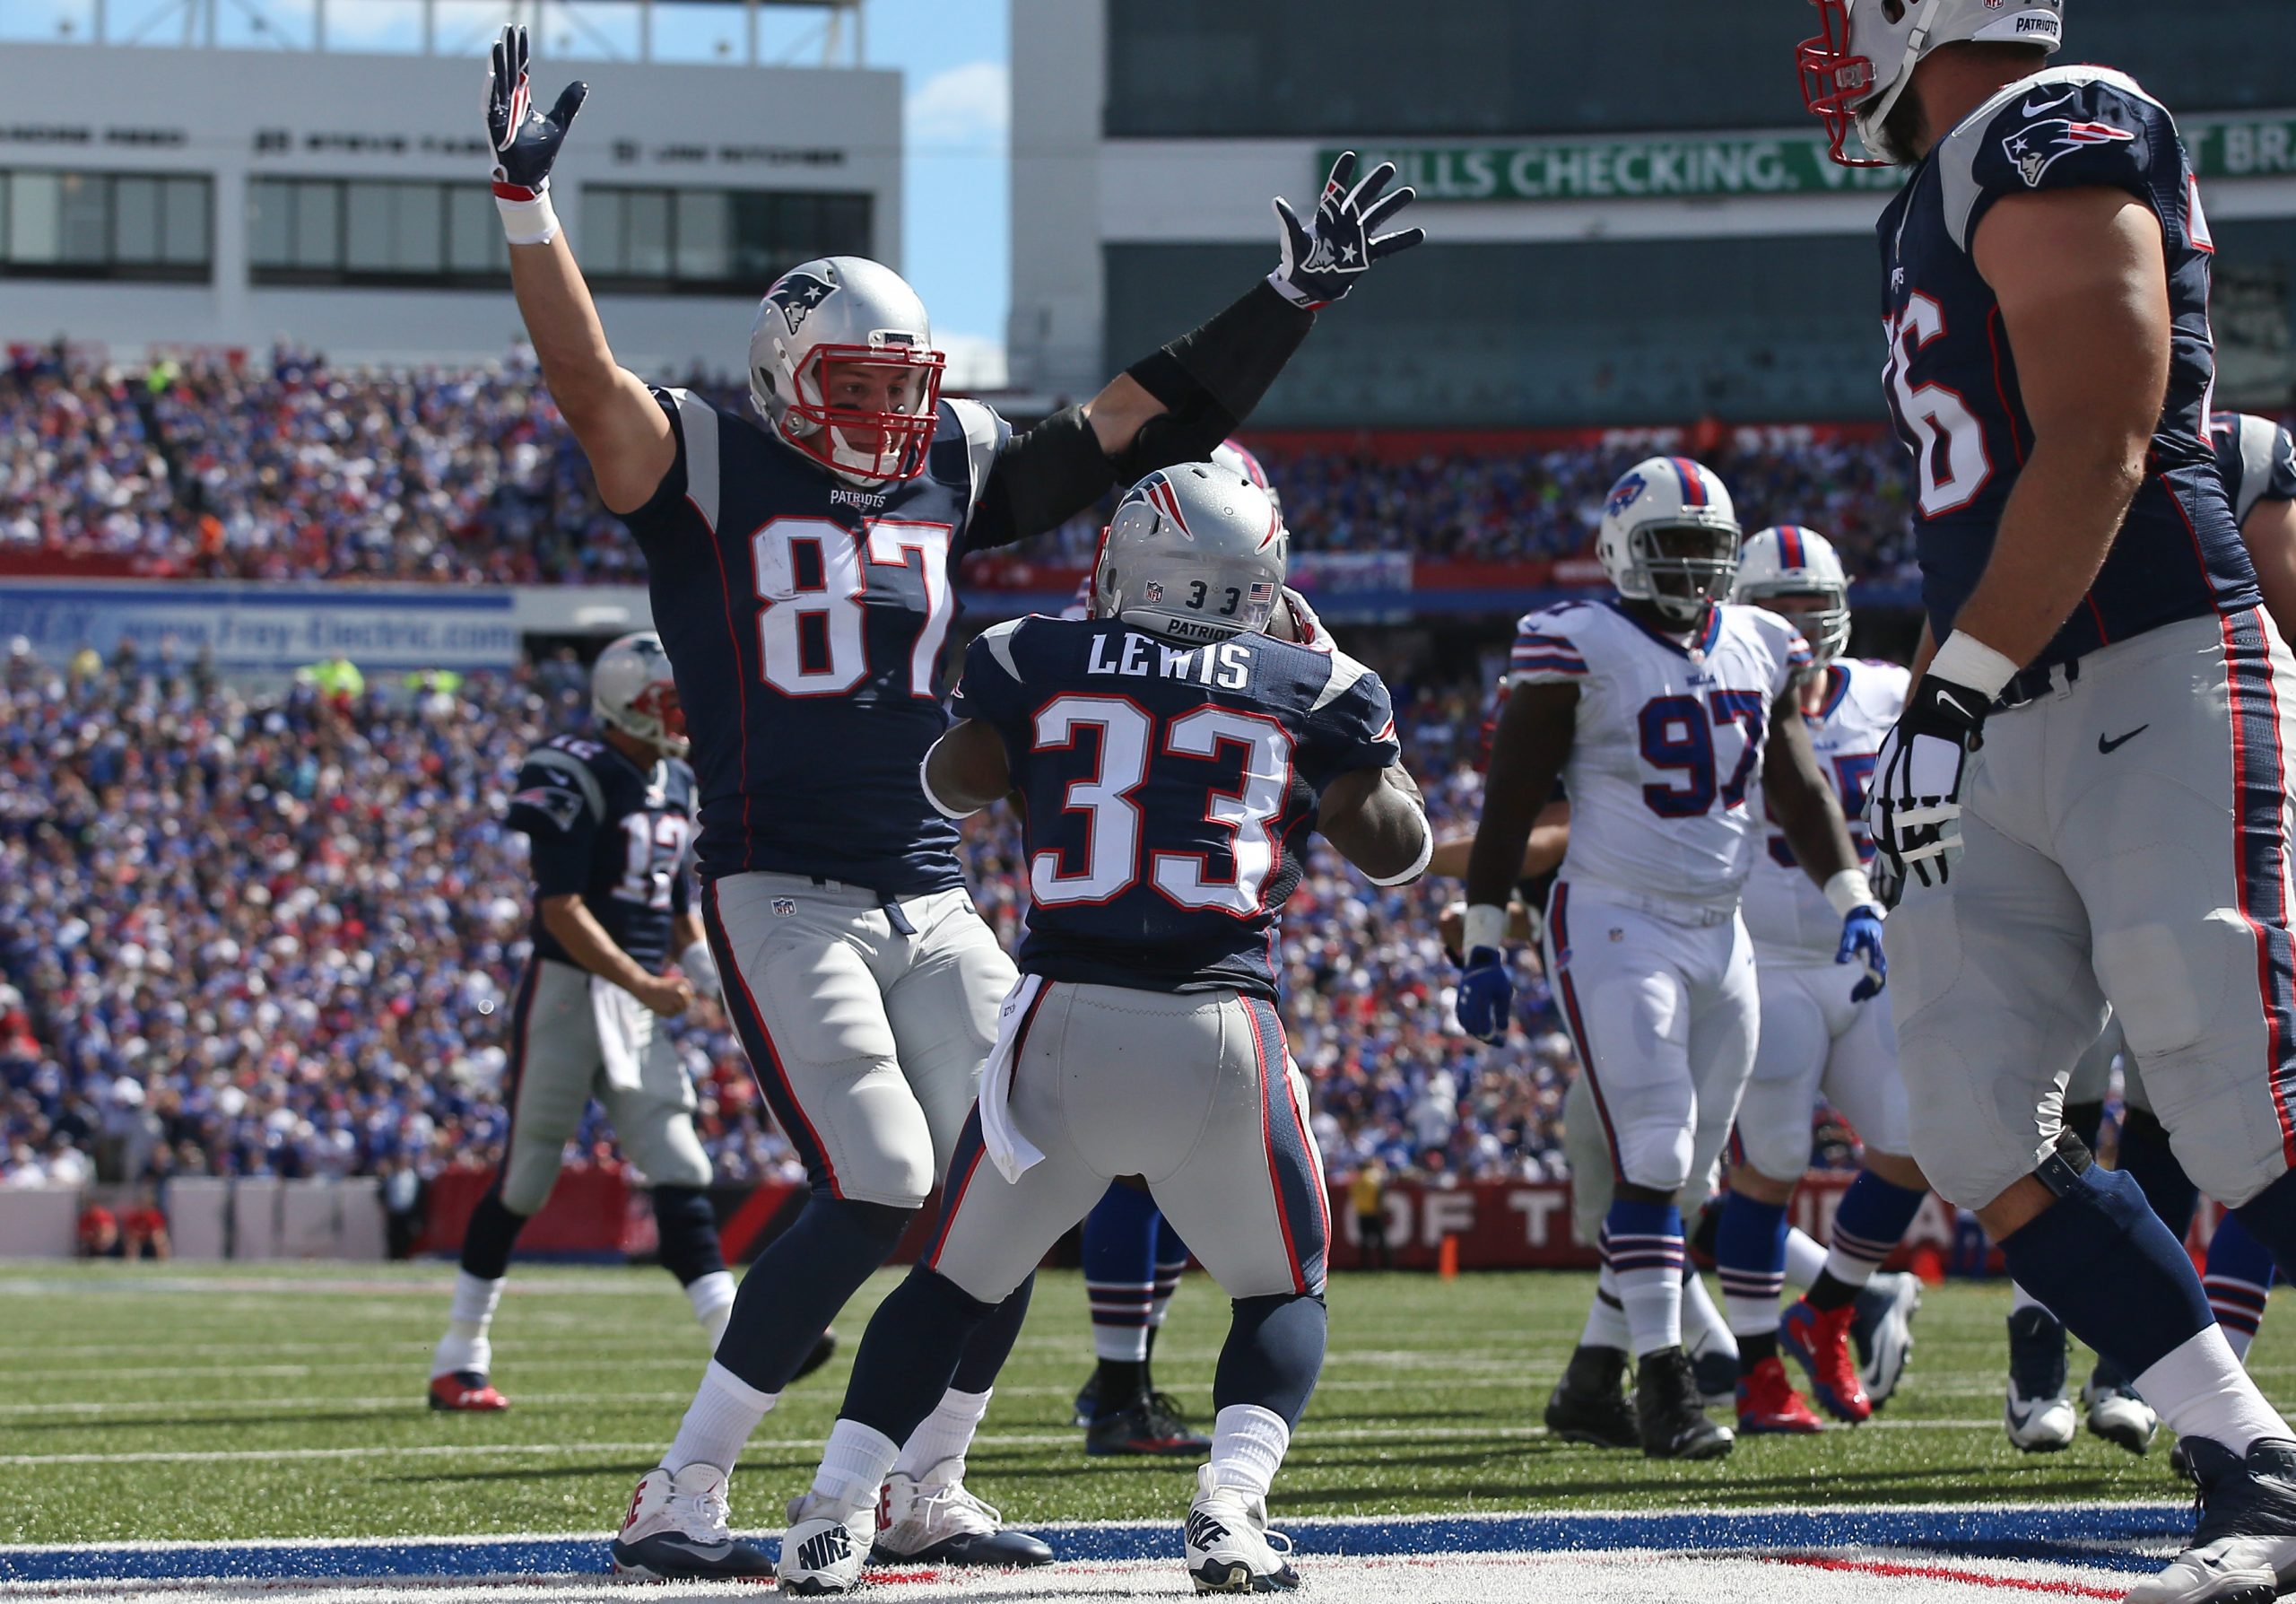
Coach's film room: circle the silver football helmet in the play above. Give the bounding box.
[1800,0,2064,167]
[748,256,946,485]
[592,632,686,758]
[1595,456,1742,627]
[1735,525,1853,667]
[1091,463,1288,645]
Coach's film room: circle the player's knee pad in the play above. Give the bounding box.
[1608,1110,1696,1197]
[1732,1120,1813,1190]
[651,1186,726,1286]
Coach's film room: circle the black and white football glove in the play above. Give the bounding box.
[1868,672,1988,888]
[1268,151,1423,310]
[485,24,587,203]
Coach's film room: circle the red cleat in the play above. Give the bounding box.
[1780,1297,1873,1423]
[1735,1356,1824,1434]
[429,1370,509,1411]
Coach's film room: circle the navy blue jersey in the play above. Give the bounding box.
[507,732,698,970]
[619,388,1014,894]
[1875,65,2257,669]
[951,617,1403,1001]
[2213,413,2296,526]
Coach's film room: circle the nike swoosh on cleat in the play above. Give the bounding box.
[2098,724,2149,754]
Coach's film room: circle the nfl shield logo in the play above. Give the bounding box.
[772,897,797,917]
[1144,580,1165,602]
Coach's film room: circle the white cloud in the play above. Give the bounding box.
[907,60,1008,150]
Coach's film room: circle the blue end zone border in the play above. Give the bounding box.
[0,1504,2186,1583]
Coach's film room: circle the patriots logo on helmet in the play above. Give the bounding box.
[765,269,836,336]
[1605,473,1648,519]
[2005,118,2135,188]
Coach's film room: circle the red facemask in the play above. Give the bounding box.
[1798,0,1891,169]
[783,344,947,482]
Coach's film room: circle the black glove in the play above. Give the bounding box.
[1868,673,1987,888]
[485,24,587,203]
[1268,152,1423,309]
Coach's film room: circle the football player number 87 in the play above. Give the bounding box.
[1031,695,1292,915]
[751,517,954,697]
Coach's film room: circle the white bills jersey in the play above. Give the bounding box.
[1509,598,1812,915]
[1740,656,1909,963]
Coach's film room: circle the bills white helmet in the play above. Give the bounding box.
[1735,525,1853,667]
[592,632,687,759]
[1091,462,1288,645]
[1596,457,1742,628]
[1799,0,2064,168]
[748,256,946,485]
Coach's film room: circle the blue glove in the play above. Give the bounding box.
[1456,946,1514,1044]
[486,25,587,202]
[1837,906,1888,1002]
[1269,151,1424,309]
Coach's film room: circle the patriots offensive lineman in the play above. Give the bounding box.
[1710,527,1930,1435]
[469,26,1424,1580]
[1800,4,2296,1595]
[1457,458,1886,1460]
[429,633,763,1409]
[2007,410,2296,1459]
[772,462,1430,1594]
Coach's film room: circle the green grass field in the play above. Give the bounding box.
[0,1263,2246,1548]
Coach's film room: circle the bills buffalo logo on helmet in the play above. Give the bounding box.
[1605,472,1648,519]
[2005,118,2135,188]
[765,269,836,336]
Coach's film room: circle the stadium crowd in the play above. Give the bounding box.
[0,643,1579,1193]
[1,345,1925,584]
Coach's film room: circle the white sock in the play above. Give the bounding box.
[1683,1268,1745,1354]
[1094,1324,1151,1363]
[1151,1295,1176,1329]
[665,1359,777,1476]
[1613,1263,1683,1359]
[2135,1325,2292,1457]
[2226,1325,2260,1365]
[1782,1227,1828,1290]
[1208,1403,1290,1501]
[686,1271,737,1347]
[1579,1277,1631,1351]
[892,1386,991,1481]
[2010,1280,2049,1317]
[812,1417,901,1513]
[431,1272,505,1377]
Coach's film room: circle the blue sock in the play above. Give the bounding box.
[1215,1293,1327,1429]
[459,1187,526,1281]
[2115,1107,2200,1242]
[2206,1211,2280,1359]
[1816,1172,1928,1298]
[652,1186,727,1286]
[838,1267,994,1444]
[1715,1192,1788,1351]
[2001,1163,2212,1382]
[1082,1183,1161,1361]
[1605,1197,1686,1357]
[715,1196,911,1393]
[2231,1166,2296,1287]
[952,1273,1033,1394]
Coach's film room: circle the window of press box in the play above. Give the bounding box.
[0,170,211,281]
[249,178,509,286]
[582,187,872,293]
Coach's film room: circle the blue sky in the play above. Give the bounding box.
[2,0,1013,381]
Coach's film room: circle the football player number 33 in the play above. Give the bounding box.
[750,517,953,697]
[1031,695,1291,916]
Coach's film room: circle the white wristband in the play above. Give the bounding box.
[1461,902,1509,955]
[1824,869,1883,919]
[495,190,561,247]
[1929,630,2019,700]
[680,938,720,997]
[1362,818,1433,887]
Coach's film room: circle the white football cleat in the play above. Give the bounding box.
[2083,1370,2160,1456]
[1852,1270,1922,1408]
[2123,1438,2296,1604]
[607,1462,772,1581]
[871,1458,1053,1567]
[2005,1306,2076,1453]
[1185,1464,1299,1593]
[2006,1385,2078,1452]
[777,1490,874,1596]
